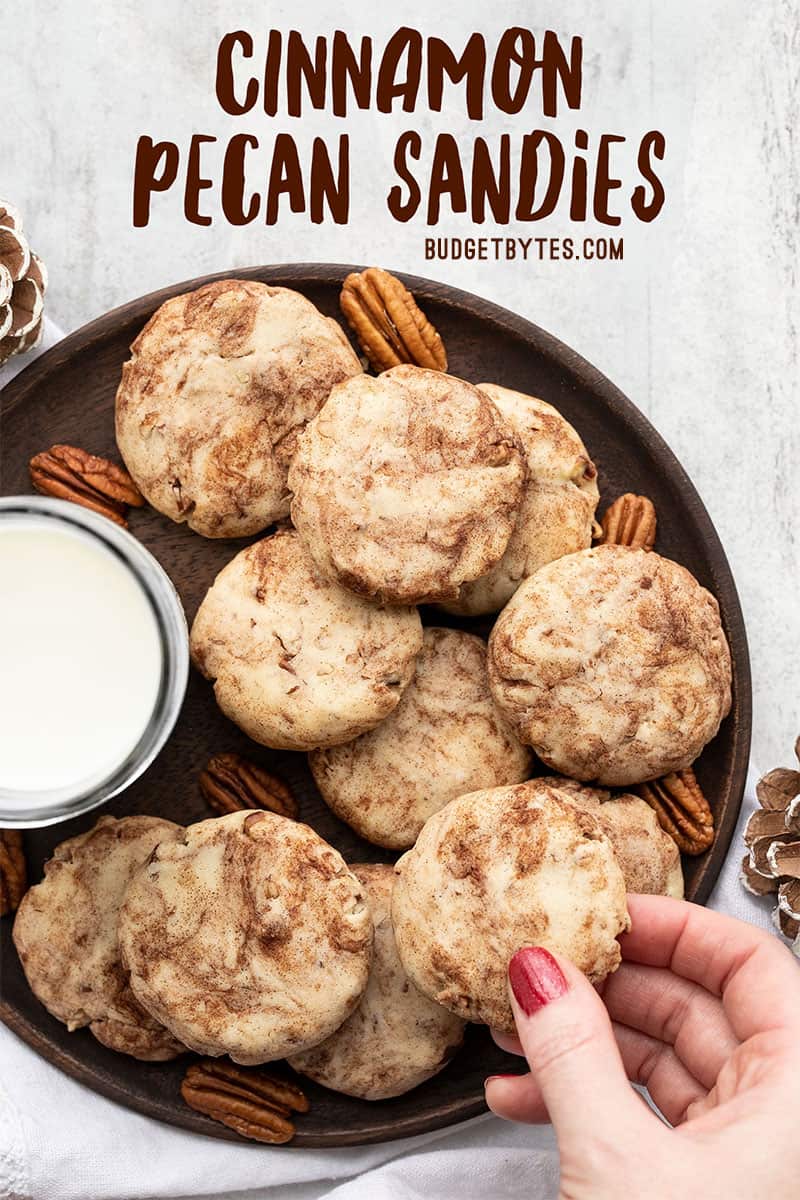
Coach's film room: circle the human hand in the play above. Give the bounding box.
[485,894,800,1199]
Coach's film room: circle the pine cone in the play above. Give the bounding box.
[740,734,800,953]
[0,200,47,366]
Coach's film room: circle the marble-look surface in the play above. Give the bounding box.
[2,0,798,769]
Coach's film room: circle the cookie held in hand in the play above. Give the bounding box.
[392,782,630,1034]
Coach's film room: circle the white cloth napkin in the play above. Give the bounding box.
[0,326,781,1200]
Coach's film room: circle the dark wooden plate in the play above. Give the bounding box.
[0,265,751,1146]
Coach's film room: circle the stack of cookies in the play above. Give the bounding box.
[13,273,734,1125]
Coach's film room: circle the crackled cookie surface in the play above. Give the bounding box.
[288,364,526,604]
[392,783,629,1033]
[443,384,599,616]
[309,627,531,849]
[488,545,732,787]
[115,279,362,538]
[529,777,684,898]
[13,815,185,1060]
[118,811,373,1064]
[289,864,465,1100]
[190,528,423,751]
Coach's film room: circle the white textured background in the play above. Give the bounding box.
[2,0,799,769]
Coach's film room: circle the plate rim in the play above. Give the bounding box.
[0,263,752,1146]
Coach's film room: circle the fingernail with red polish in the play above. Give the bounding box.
[509,947,568,1016]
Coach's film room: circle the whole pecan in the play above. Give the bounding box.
[199,752,298,820]
[181,1059,309,1144]
[635,767,714,855]
[340,267,447,373]
[0,829,27,916]
[597,493,657,551]
[29,444,144,527]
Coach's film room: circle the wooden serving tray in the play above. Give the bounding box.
[0,265,751,1146]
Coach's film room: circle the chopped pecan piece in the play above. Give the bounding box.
[598,493,657,551]
[635,767,714,855]
[29,444,144,527]
[340,267,447,373]
[181,1059,309,1144]
[199,752,298,819]
[0,829,26,916]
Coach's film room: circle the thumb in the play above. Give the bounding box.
[508,946,649,1151]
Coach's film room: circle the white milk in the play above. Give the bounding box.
[0,517,163,796]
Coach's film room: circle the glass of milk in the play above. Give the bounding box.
[0,496,189,827]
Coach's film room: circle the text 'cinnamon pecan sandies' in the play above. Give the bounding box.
[340,267,447,373]
[181,1059,309,1144]
[635,767,714,855]
[199,752,298,819]
[29,444,144,527]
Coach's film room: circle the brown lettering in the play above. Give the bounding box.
[427,34,486,119]
[471,136,511,222]
[516,131,564,220]
[266,133,305,224]
[286,31,327,118]
[428,133,468,223]
[216,32,258,115]
[593,134,624,225]
[132,137,179,227]
[388,131,422,220]
[221,134,260,224]
[376,28,423,112]
[310,135,349,223]
[632,131,666,221]
[184,135,215,226]
[331,30,373,115]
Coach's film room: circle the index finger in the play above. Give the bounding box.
[621,894,800,1039]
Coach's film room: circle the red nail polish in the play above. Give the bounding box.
[509,947,568,1016]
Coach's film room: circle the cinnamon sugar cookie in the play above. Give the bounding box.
[13,815,184,1060]
[529,777,684,898]
[289,864,465,1099]
[392,782,629,1033]
[115,280,361,538]
[118,811,373,1064]
[488,545,732,786]
[309,627,531,849]
[443,384,599,616]
[288,365,526,604]
[190,528,423,751]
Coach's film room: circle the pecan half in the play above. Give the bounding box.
[29,444,144,527]
[340,267,447,373]
[199,752,298,819]
[635,767,714,855]
[0,829,27,916]
[597,493,657,551]
[181,1059,309,1144]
